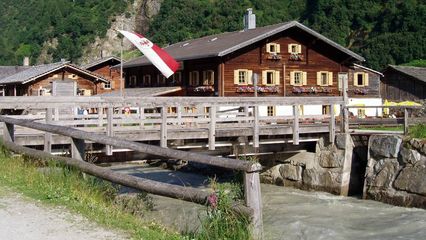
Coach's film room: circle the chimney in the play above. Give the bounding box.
[244,8,256,30]
[23,57,30,66]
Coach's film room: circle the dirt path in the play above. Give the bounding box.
[0,188,128,240]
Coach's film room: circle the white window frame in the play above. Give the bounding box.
[234,69,253,85]
[338,72,348,91]
[267,106,276,116]
[202,70,215,86]
[103,81,111,89]
[354,72,369,87]
[262,70,280,85]
[316,71,333,86]
[189,71,199,86]
[290,71,307,86]
[288,44,302,54]
[266,43,281,54]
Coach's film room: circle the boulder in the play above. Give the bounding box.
[335,134,347,149]
[394,166,426,196]
[280,164,302,181]
[260,164,284,185]
[303,169,341,188]
[370,135,402,158]
[399,147,422,165]
[318,149,344,168]
[370,159,399,188]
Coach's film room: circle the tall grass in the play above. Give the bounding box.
[0,145,181,240]
[409,124,426,139]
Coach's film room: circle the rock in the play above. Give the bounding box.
[394,166,426,196]
[318,149,344,168]
[302,169,341,188]
[286,152,316,169]
[370,135,402,158]
[279,164,302,181]
[260,164,284,185]
[371,159,399,188]
[335,134,347,149]
[399,147,422,165]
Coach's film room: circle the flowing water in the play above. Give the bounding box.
[110,163,426,239]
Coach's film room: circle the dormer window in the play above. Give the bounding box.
[266,43,280,54]
[288,44,302,54]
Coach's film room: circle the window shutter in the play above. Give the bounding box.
[262,71,267,85]
[266,43,271,53]
[248,70,253,84]
[364,73,369,86]
[297,45,302,54]
[276,44,281,53]
[275,71,280,85]
[290,71,295,85]
[302,72,307,85]
[288,44,292,53]
[234,70,239,84]
[328,72,333,86]
[316,72,321,85]
[354,73,359,86]
[111,80,115,89]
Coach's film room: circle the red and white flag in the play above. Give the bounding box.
[119,30,179,78]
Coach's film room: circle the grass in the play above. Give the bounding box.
[409,124,426,139]
[359,125,404,131]
[0,146,182,240]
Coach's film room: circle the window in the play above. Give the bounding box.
[288,44,302,54]
[267,106,276,116]
[143,75,151,86]
[338,72,348,91]
[355,104,366,118]
[68,74,78,79]
[262,70,280,85]
[322,105,330,115]
[158,75,166,86]
[266,43,280,54]
[290,71,307,86]
[354,72,369,87]
[103,81,111,89]
[189,71,199,86]
[172,72,182,85]
[129,75,137,87]
[233,69,253,85]
[203,70,215,85]
[316,71,333,86]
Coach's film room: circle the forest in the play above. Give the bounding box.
[0,0,425,70]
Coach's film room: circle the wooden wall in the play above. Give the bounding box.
[381,69,426,101]
[90,64,122,94]
[348,67,381,98]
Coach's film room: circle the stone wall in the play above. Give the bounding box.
[260,133,354,195]
[363,135,426,208]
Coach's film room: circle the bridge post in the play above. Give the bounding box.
[208,106,216,150]
[404,108,409,135]
[139,107,145,129]
[97,107,103,127]
[44,108,53,153]
[71,138,85,161]
[292,105,299,145]
[329,104,335,144]
[342,77,349,133]
[160,106,168,148]
[106,107,113,155]
[253,105,259,149]
[244,163,263,240]
[2,122,14,142]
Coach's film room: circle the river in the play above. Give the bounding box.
[110,163,426,240]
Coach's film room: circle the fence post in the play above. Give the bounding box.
[160,106,168,148]
[253,105,259,149]
[329,104,335,144]
[71,138,85,161]
[342,77,349,133]
[404,108,409,135]
[208,105,216,150]
[106,107,113,155]
[293,105,299,145]
[139,107,145,129]
[2,122,14,142]
[97,107,103,127]
[244,163,263,240]
[44,108,53,153]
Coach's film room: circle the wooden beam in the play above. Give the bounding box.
[71,138,85,161]
[208,106,216,150]
[139,107,145,129]
[404,108,409,135]
[44,108,53,153]
[106,107,113,155]
[329,105,335,144]
[244,164,263,240]
[253,105,259,149]
[160,106,168,148]
[97,107,103,127]
[292,105,299,145]
[2,122,14,142]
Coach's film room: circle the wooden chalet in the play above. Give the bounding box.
[81,56,123,95]
[381,65,426,101]
[0,61,110,97]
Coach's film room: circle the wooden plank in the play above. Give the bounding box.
[139,107,145,129]
[253,105,259,148]
[2,122,14,142]
[208,106,216,150]
[329,104,335,143]
[71,138,85,161]
[106,107,113,155]
[292,105,299,145]
[44,108,53,153]
[244,165,263,240]
[160,106,167,148]
[177,106,183,125]
[404,108,409,135]
[98,107,103,127]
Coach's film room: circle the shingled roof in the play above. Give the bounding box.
[0,66,29,80]
[81,56,122,70]
[0,61,109,85]
[97,86,182,97]
[123,21,365,68]
[387,65,426,83]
